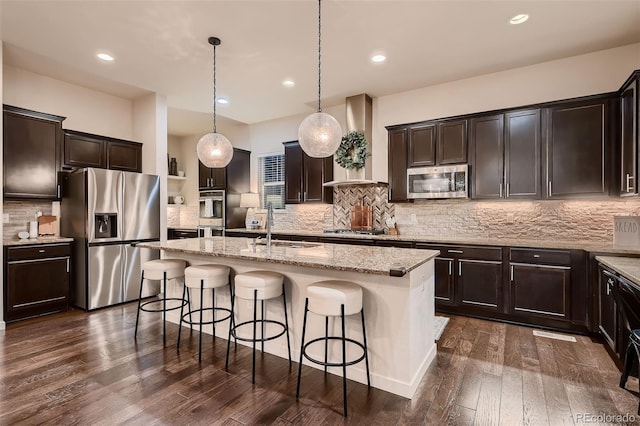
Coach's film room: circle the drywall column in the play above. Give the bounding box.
[132,93,168,242]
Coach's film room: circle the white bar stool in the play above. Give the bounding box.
[134,259,187,345]
[295,280,370,417]
[177,264,232,362]
[225,270,292,384]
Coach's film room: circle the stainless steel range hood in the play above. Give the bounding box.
[323,93,387,187]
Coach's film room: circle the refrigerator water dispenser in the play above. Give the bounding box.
[95,214,117,239]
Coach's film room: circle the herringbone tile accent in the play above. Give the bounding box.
[332,184,394,230]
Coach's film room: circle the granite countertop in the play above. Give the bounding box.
[137,237,439,277]
[595,256,640,289]
[3,236,74,246]
[226,228,640,255]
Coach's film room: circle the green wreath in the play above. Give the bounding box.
[335,131,369,170]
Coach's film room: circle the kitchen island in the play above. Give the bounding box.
[137,237,439,398]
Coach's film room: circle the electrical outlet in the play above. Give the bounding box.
[3,213,9,224]
[506,213,515,224]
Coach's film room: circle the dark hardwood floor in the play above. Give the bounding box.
[1,303,638,425]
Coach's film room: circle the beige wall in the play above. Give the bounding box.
[3,65,133,140]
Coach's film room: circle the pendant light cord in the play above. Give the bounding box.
[317,0,322,113]
[213,42,217,133]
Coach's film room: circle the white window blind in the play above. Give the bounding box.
[258,153,285,209]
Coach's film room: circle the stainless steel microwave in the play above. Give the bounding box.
[407,164,468,199]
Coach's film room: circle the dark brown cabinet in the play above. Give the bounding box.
[283,141,333,204]
[63,130,142,172]
[620,71,639,196]
[3,105,65,199]
[470,109,541,199]
[387,128,408,202]
[508,248,571,320]
[437,119,467,165]
[198,148,250,192]
[544,98,613,198]
[434,256,454,305]
[408,124,436,167]
[458,258,502,311]
[4,243,71,322]
[167,228,199,240]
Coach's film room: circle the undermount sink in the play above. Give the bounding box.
[254,240,320,249]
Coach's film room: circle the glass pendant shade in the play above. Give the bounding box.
[298,112,342,158]
[196,132,233,168]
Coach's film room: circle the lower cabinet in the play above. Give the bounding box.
[509,263,570,319]
[599,265,618,354]
[167,228,199,240]
[4,243,71,322]
[458,258,502,311]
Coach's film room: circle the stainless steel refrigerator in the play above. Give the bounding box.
[61,168,161,310]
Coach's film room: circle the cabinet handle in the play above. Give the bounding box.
[389,188,392,200]
[39,249,45,253]
[533,254,540,258]
[506,183,510,198]
[67,258,70,273]
[297,192,301,202]
[303,191,307,201]
[57,184,61,199]
[448,259,452,276]
[626,174,634,192]
[458,262,462,276]
[510,265,514,281]
[499,183,503,198]
[548,181,552,197]
[448,249,464,254]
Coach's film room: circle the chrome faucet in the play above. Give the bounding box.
[266,202,274,250]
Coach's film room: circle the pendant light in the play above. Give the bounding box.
[197,36,234,168]
[298,0,342,158]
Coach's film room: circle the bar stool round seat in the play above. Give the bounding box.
[135,259,188,345]
[178,264,232,362]
[226,270,292,384]
[296,280,370,417]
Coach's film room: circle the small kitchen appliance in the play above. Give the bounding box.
[407,164,468,199]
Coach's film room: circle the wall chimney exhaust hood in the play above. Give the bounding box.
[323,93,387,187]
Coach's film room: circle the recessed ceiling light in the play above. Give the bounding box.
[217,98,229,105]
[96,52,114,61]
[372,54,386,63]
[509,14,529,25]
[282,79,295,88]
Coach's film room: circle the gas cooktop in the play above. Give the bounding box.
[322,229,385,235]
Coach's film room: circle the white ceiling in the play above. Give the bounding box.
[2,0,639,136]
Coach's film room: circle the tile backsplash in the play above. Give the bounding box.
[3,201,54,237]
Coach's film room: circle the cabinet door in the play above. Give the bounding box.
[510,263,570,319]
[107,141,141,172]
[620,81,637,195]
[284,143,303,204]
[546,101,609,198]
[198,161,226,189]
[63,133,105,169]
[505,109,541,198]
[408,124,436,167]
[437,119,467,165]
[457,259,502,311]
[434,257,454,306]
[599,267,618,353]
[4,111,62,199]
[5,257,69,322]
[388,128,408,202]
[198,161,210,189]
[226,149,250,194]
[470,114,504,199]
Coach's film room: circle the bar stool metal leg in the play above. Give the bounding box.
[282,283,292,365]
[177,283,188,349]
[621,343,634,388]
[324,316,329,374]
[212,287,216,338]
[225,290,234,370]
[162,271,167,345]
[134,273,144,339]
[261,300,265,352]
[341,304,348,417]
[296,297,310,400]
[252,289,258,384]
[361,309,371,387]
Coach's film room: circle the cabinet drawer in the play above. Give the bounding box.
[509,248,570,266]
[7,244,71,261]
[447,246,502,261]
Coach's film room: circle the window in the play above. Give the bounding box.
[258,153,285,209]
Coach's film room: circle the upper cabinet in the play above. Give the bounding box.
[407,119,467,168]
[198,148,251,193]
[3,105,65,200]
[544,96,615,198]
[387,128,408,202]
[620,70,639,197]
[63,130,142,172]
[470,114,504,199]
[283,141,333,204]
